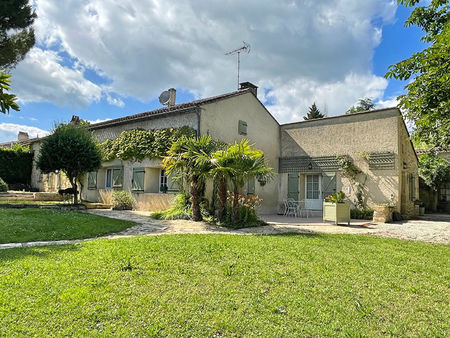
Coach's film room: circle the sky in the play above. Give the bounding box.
[1,0,427,143]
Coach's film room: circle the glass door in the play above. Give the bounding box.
[305,174,322,210]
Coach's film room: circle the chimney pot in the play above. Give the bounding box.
[168,88,176,107]
[239,82,258,96]
[18,131,29,142]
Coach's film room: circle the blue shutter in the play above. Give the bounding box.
[287,173,299,200]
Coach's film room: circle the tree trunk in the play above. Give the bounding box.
[232,187,240,223]
[217,177,227,222]
[71,179,78,205]
[190,175,202,221]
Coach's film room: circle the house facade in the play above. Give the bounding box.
[18,82,419,216]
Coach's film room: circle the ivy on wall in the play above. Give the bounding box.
[0,144,33,184]
[99,126,196,162]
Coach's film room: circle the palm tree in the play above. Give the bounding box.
[212,139,274,223]
[162,135,217,221]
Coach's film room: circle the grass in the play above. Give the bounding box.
[0,209,135,243]
[0,234,448,336]
[0,200,64,205]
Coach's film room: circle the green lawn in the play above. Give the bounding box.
[0,234,448,336]
[0,209,135,243]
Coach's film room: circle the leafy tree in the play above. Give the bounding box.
[346,98,376,114]
[303,103,325,120]
[212,139,274,223]
[0,0,37,70]
[385,0,449,149]
[163,135,217,221]
[418,151,450,190]
[0,73,19,114]
[37,123,102,204]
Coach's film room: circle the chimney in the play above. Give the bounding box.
[239,82,258,97]
[71,115,80,124]
[168,88,176,107]
[18,131,29,142]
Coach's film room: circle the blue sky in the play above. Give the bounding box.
[1,1,426,143]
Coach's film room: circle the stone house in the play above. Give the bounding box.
[6,82,419,216]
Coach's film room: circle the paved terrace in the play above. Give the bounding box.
[1,210,448,250]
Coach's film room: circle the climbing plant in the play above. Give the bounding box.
[336,155,361,182]
[99,126,196,162]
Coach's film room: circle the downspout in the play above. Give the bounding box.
[195,106,201,136]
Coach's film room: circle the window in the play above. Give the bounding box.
[88,171,97,189]
[160,169,178,192]
[306,175,320,199]
[409,174,416,201]
[132,168,145,191]
[238,120,247,135]
[106,167,123,189]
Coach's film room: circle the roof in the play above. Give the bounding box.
[0,137,40,149]
[87,88,252,130]
[415,147,447,155]
[280,107,400,128]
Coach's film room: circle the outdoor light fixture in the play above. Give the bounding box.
[308,162,313,170]
[403,162,407,169]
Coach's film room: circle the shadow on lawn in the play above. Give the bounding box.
[0,243,81,262]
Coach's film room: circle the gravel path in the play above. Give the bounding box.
[0,210,448,250]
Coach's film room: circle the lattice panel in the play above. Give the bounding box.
[368,152,395,170]
[279,156,340,173]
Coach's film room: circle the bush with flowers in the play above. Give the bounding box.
[324,191,346,203]
[223,189,265,228]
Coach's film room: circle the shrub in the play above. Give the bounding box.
[0,177,8,192]
[222,191,265,228]
[112,191,134,210]
[151,193,191,220]
[350,208,374,220]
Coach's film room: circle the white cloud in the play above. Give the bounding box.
[106,94,124,107]
[376,96,399,109]
[0,123,50,143]
[13,0,397,121]
[87,118,112,124]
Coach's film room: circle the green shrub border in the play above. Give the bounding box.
[0,146,33,184]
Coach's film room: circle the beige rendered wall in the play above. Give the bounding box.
[280,109,403,212]
[200,92,280,214]
[397,118,419,216]
[81,158,176,211]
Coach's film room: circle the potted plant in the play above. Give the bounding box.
[323,191,350,225]
[373,202,396,223]
[415,200,425,216]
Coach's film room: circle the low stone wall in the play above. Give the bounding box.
[133,192,176,211]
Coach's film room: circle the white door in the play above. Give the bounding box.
[305,174,322,210]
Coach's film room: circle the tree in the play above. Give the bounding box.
[0,0,37,70]
[0,73,19,114]
[303,103,325,120]
[212,139,274,223]
[385,0,449,149]
[346,98,376,114]
[163,135,217,221]
[418,151,450,190]
[37,123,102,204]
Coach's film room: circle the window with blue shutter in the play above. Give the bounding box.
[112,167,123,188]
[238,120,247,135]
[132,168,145,191]
[88,171,97,189]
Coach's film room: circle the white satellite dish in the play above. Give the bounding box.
[159,90,171,105]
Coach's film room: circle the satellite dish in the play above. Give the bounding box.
[159,90,171,105]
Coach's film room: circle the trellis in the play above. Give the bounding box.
[368,152,395,170]
[279,156,340,173]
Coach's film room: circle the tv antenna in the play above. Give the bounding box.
[225,41,251,90]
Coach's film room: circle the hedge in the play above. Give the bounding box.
[0,146,33,184]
